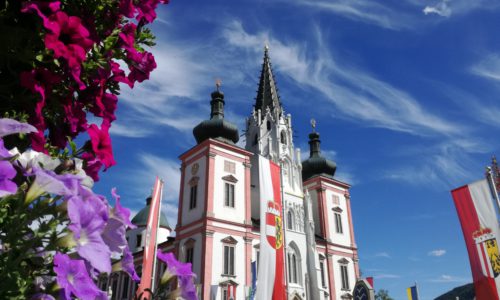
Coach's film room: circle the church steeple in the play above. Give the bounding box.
[254,45,282,117]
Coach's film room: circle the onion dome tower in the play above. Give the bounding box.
[193,82,239,145]
[301,120,337,181]
[131,196,171,229]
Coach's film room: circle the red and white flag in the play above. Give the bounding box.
[136,177,164,299]
[255,156,286,300]
[451,179,500,300]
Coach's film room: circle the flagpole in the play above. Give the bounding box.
[415,281,420,300]
[151,178,164,293]
[486,167,500,215]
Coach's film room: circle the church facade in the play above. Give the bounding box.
[105,48,360,300]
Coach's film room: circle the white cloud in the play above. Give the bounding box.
[374,252,391,258]
[423,0,452,17]
[428,249,446,257]
[429,274,469,283]
[373,273,401,279]
[109,123,152,138]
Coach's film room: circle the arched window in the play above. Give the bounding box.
[266,120,271,131]
[287,242,302,285]
[280,130,287,144]
[253,134,258,145]
[287,210,295,230]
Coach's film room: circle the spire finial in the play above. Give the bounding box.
[264,43,269,52]
[311,118,316,132]
[215,78,222,92]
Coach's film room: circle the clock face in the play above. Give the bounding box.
[191,163,199,175]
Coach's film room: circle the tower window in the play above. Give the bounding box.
[122,275,130,298]
[287,210,295,230]
[319,256,326,288]
[223,245,235,275]
[186,247,194,264]
[189,185,197,210]
[267,120,271,131]
[340,264,350,290]
[136,234,142,248]
[280,131,287,144]
[225,183,235,208]
[253,134,258,146]
[334,212,343,234]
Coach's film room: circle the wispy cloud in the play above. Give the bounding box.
[429,274,469,283]
[374,273,401,279]
[375,252,392,259]
[281,0,415,30]
[428,249,446,257]
[109,123,152,138]
[423,0,451,17]
[222,21,461,138]
[471,54,500,82]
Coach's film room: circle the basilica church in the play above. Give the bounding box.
[105,48,361,300]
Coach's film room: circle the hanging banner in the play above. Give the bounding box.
[451,179,500,300]
[255,156,286,300]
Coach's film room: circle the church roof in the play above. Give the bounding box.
[193,86,239,145]
[131,196,171,229]
[254,46,282,115]
[302,129,337,181]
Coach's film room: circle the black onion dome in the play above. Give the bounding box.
[302,131,336,181]
[193,88,239,145]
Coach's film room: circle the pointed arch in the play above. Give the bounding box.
[287,241,303,286]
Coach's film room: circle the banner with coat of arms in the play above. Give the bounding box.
[451,179,500,300]
[255,156,286,300]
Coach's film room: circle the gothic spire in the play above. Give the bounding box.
[254,45,282,116]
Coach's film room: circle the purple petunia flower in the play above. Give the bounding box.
[30,293,55,300]
[157,250,198,300]
[110,188,135,229]
[67,195,111,273]
[0,140,17,197]
[113,245,140,282]
[53,253,106,300]
[25,168,80,203]
[0,118,37,138]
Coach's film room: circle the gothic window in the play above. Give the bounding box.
[253,134,258,146]
[334,212,343,234]
[267,120,271,131]
[280,130,287,144]
[287,210,295,230]
[189,185,197,209]
[319,255,326,288]
[287,243,302,285]
[224,183,235,207]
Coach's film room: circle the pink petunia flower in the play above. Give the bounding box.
[87,123,116,169]
[43,11,94,90]
[127,51,157,86]
[21,1,61,30]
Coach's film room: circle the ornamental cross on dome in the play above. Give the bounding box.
[215,78,222,91]
[311,118,316,132]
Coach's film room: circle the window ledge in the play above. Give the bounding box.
[221,274,236,278]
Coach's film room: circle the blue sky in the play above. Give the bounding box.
[92,1,500,299]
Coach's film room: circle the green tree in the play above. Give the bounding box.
[375,289,395,300]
